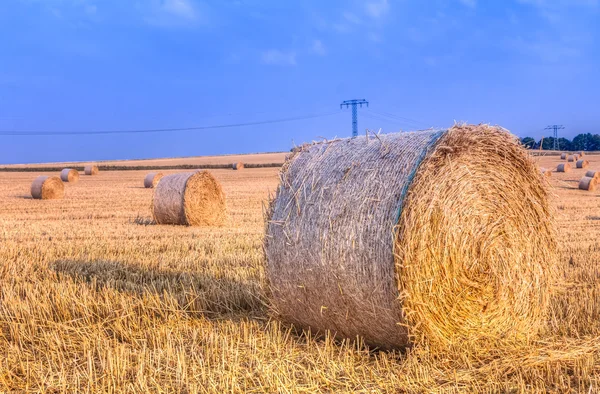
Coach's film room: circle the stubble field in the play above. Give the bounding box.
[1,153,600,393]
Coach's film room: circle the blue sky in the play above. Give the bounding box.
[0,0,598,164]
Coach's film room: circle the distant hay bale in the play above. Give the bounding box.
[560,153,567,160]
[557,163,571,172]
[576,159,590,169]
[233,162,245,170]
[60,168,79,183]
[265,124,556,349]
[31,176,64,200]
[585,170,599,179]
[567,155,576,162]
[144,172,164,188]
[84,165,99,175]
[540,167,552,177]
[152,171,226,226]
[579,151,585,157]
[579,176,597,191]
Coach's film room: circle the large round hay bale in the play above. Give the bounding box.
[579,176,597,191]
[84,165,99,175]
[60,168,79,183]
[233,162,245,170]
[557,163,571,172]
[144,172,163,188]
[585,170,599,179]
[567,155,576,162]
[560,153,567,160]
[576,159,589,169]
[265,124,556,349]
[152,171,226,226]
[31,176,64,200]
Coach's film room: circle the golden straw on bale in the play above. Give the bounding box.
[576,159,590,169]
[265,124,556,350]
[152,171,226,226]
[557,163,571,172]
[567,155,576,162]
[31,176,64,200]
[233,162,245,170]
[579,176,597,191]
[60,168,79,183]
[560,153,567,160]
[144,172,164,188]
[585,170,599,179]
[84,165,99,175]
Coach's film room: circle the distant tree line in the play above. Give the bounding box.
[521,133,600,151]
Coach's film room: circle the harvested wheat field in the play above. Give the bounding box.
[1,151,600,392]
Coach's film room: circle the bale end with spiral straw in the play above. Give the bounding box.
[60,168,79,183]
[265,124,556,350]
[579,176,597,191]
[152,171,226,226]
[84,165,99,175]
[31,176,64,200]
[144,172,164,188]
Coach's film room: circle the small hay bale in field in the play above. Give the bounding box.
[576,159,590,169]
[540,167,552,177]
[557,163,571,172]
[567,155,576,162]
[585,170,600,179]
[579,151,585,157]
[579,176,597,191]
[560,153,567,160]
[144,172,163,188]
[152,171,226,226]
[233,162,244,170]
[60,168,79,183]
[265,124,556,349]
[31,176,64,200]
[84,165,99,175]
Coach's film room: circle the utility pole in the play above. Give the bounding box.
[544,125,565,150]
[340,99,369,137]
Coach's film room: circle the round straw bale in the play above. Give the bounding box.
[265,124,556,349]
[579,151,585,157]
[567,155,576,162]
[560,153,567,160]
[144,172,164,188]
[60,168,79,183]
[233,162,245,170]
[585,170,599,179]
[84,165,99,175]
[576,159,589,169]
[152,171,226,226]
[31,175,64,200]
[557,163,571,172]
[579,176,597,191]
[540,167,552,177]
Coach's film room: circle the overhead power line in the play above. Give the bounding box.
[0,111,339,136]
[365,109,429,127]
[544,125,565,151]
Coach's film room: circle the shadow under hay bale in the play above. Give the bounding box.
[31,175,64,200]
[144,172,163,188]
[51,259,267,318]
[60,168,79,183]
[265,124,556,350]
[557,163,571,172]
[577,160,590,169]
[152,171,226,226]
[84,165,99,175]
[579,176,597,191]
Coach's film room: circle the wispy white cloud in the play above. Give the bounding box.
[261,49,297,66]
[365,0,390,18]
[143,0,203,27]
[311,40,326,56]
